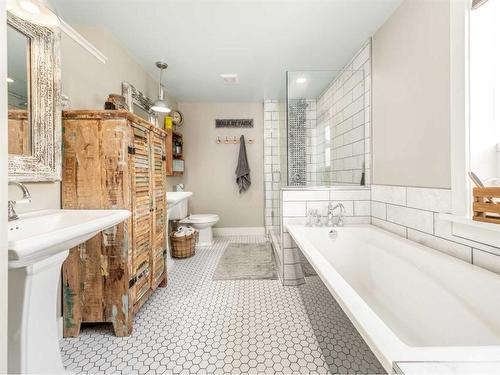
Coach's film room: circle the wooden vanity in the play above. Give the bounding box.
[61,110,167,337]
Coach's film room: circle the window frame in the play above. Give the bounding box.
[448,0,500,243]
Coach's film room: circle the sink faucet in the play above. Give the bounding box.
[327,202,346,227]
[8,181,31,221]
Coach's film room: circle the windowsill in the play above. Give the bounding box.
[438,213,500,248]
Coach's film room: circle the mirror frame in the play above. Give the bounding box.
[122,81,158,126]
[7,13,61,182]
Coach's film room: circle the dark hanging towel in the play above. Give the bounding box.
[235,135,251,193]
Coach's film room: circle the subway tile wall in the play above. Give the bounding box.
[313,41,372,186]
[280,188,371,284]
[263,41,371,194]
[371,185,500,275]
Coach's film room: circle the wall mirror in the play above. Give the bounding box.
[7,13,62,181]
[7,25,30,156]
[122,81,158,126]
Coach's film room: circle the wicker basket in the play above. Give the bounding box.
[170,230,198,258]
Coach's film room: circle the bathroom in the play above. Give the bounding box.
[2,0,500,374]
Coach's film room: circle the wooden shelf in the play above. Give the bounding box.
[165,128,185,177]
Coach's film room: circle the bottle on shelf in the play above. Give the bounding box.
[173,138,182,156]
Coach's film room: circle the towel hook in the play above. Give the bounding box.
[216,136,221,144]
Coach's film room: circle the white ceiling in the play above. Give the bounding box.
[51,0,402,102]
[288,70,342,100]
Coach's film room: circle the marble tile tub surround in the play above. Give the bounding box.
[280,187,371,285]
[371,185,500,275]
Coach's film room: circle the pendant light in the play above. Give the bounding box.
[7,0,60,28]
[151,61,171,113]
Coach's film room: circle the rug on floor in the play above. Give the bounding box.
[213,242,278,280]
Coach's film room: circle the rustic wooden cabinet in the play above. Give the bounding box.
[61,110,167,337]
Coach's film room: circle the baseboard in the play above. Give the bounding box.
[213,227,266,236]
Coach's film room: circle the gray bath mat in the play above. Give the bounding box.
[213,242,278,280]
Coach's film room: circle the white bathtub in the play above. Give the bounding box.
[286,224,500,373]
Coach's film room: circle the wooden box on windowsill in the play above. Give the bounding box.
[472,187,500,224]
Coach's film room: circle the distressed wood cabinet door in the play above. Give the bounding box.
[62,117,133,337]
[130,123,154,310]
[151,130,167,289]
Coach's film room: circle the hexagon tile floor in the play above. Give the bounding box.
[60,236,386,374]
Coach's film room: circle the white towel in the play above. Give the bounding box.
[174,226,195,237]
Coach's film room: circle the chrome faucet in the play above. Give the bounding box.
[327,202,346,227]
[8,181,31,221]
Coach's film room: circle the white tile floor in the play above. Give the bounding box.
[60,236,385,374]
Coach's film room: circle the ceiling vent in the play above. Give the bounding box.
[220,74,239,84]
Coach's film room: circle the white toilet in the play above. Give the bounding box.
[167,192,219,247]
[180,214,220,247]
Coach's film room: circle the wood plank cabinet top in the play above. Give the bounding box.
[63,110,167,136]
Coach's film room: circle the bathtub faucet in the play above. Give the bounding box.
[327,202,345,227]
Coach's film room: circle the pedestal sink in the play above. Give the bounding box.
[8,209,131,374]
[166,191,193,219]
[165,192,193,269]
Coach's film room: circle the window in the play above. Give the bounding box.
[445,0,500,241]
[470,0,500,185]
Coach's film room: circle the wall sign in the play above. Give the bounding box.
[215,119,254,128]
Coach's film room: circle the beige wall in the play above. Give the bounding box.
[178,102,264,228]
[372,0,451,188]
[9,27,178,212]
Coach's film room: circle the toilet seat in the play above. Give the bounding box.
[181,214,219,223]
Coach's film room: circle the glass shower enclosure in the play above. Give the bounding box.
[286,70,367,187]
[265,68,369,240]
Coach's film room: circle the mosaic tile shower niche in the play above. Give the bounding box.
[287,99,308,186]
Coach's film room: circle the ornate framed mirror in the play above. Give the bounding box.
[122,81,158,126]
[7,13,62,182]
